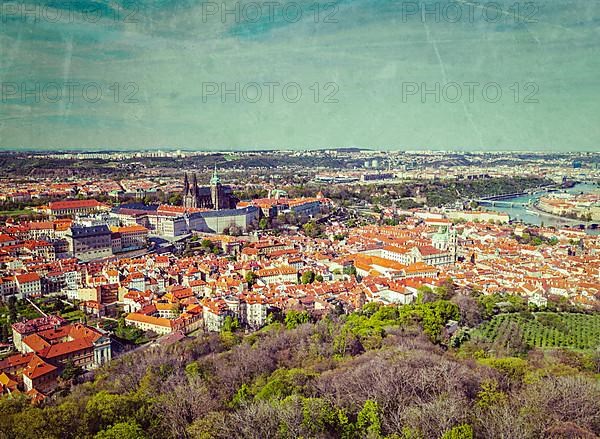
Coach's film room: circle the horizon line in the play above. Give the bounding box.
[0,147,597,154]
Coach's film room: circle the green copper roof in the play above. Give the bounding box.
[210,165,220,185]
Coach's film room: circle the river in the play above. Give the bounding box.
[486,183,600,234]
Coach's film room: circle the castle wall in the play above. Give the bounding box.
[188,207,260,234]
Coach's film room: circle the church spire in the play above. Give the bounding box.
[183,173,189,196]
[210,164,220,185]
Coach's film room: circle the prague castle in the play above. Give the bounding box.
[182,167,238,210]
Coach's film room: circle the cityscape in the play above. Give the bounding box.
[2,0,600,435]
[0,149,598,438]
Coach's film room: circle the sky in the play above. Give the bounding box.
[0,0,599,151]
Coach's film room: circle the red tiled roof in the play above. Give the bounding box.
[257,266,298,277]
[11,316,66,335]
[0,353,34,371]
[48,199,103,210]
[16,273,40,284]
[417,245,443,256]
[22,334,51,352]
[126,313,173,328]
[110,225,149,234]
[0,234,16,243]
[38,338,94,359]
[23,355,57,380]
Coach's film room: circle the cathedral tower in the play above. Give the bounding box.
[183,172,189,195]
[181,167,236,211]
[210,165,223,210]
[190,174,199,208]
[183,172,199,208]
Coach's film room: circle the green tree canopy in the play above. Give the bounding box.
[301,271,316,285]
[94,421,147,439]
[285,310,311,329]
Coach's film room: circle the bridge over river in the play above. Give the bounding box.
[469,185,599,231]
[468,185,558,208]
[474,199,532,208]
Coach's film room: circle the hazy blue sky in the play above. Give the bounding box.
[0,0,599,151]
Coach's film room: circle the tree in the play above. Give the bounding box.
[435,278,456,300]
[441,424,474,439]
[356,399,381,438]
[187,412,227,438]
[8,296,18,323]
[476,380,506,409]
[185,361,201,378]
[1,323,9,343]
[301,271,316,285]
[451,293,483,327]
[479,357,528,383]
[254,368,315,401]
[258,218,269,230]
[285,310,310,329]
[302,221,321,238]
[417,286,436,303]
[417,300,460,342]
[168,193,182,205]
[276,213,288,225]
[85,391,135,433]
[245,271,258,286]
[333,326,364,357]
[222,316,240,333]
[94,421,147,439]
[8,405,48,439]
[55,299,66,313]
[343,266,357,277]
[61,359,84,381]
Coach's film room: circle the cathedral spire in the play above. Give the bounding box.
[210,164,220,185]
[183,173,189,196]
[191,174,198,193]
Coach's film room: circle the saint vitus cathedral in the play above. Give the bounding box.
[182,166,238,210]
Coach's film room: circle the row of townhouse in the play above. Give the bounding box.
[125,290,271,335]
[0,273,42,299]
